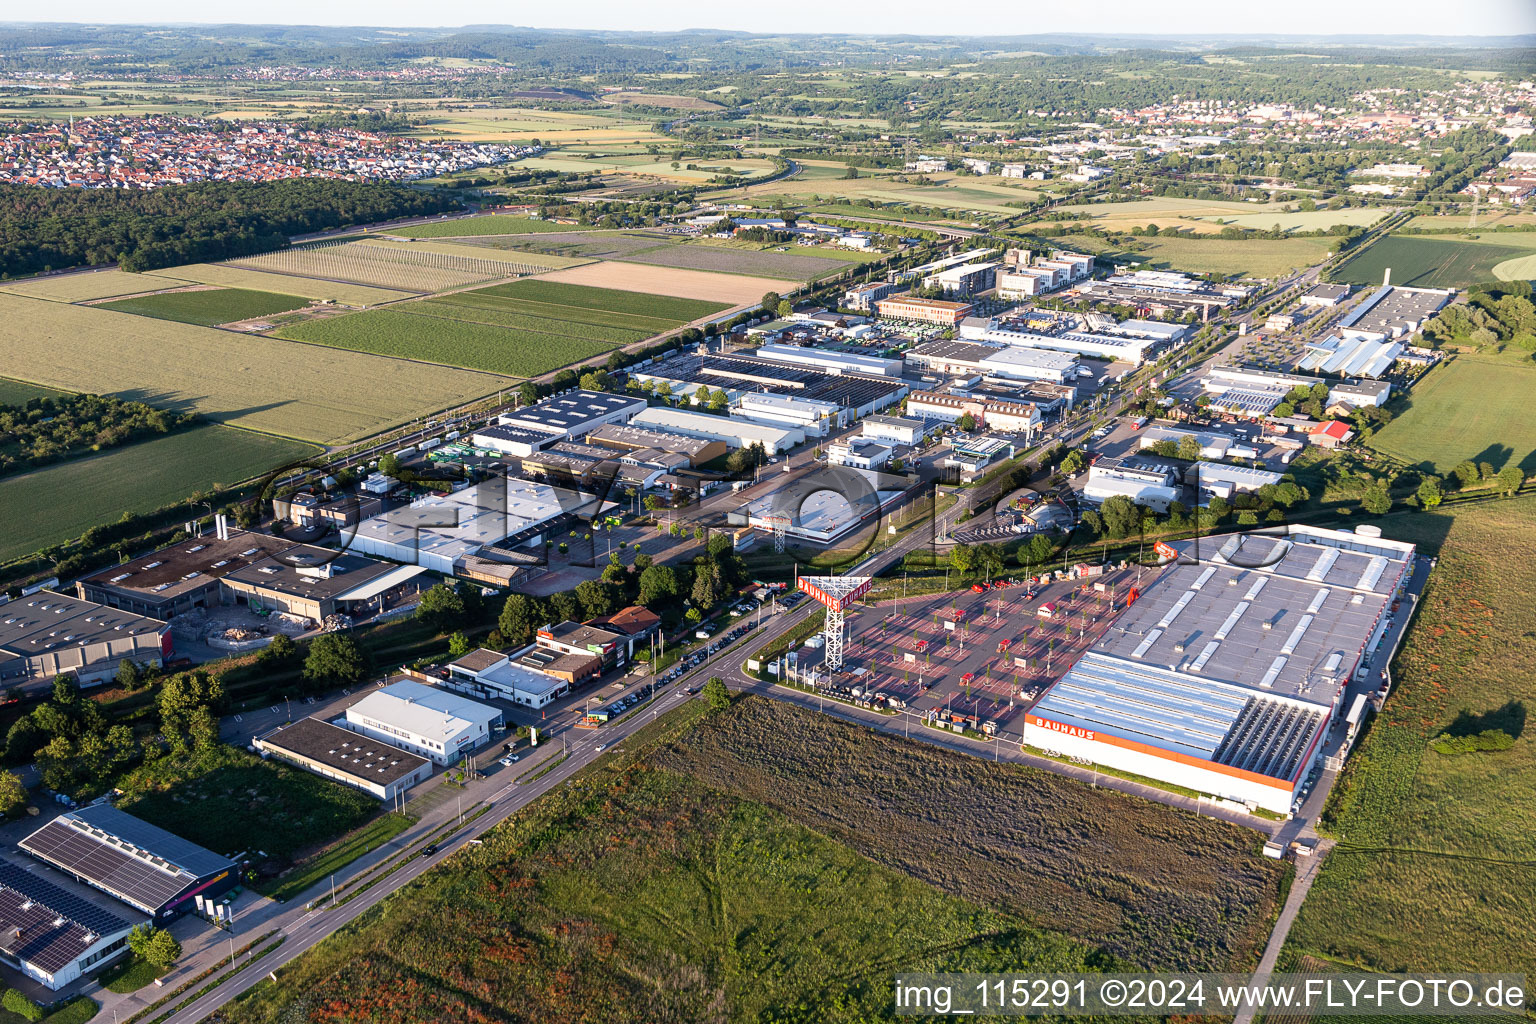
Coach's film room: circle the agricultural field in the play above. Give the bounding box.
[98,287,310,326]
[0,425,317,563]
[226,239,549,294]
[478,277,734,321]
[273,308,617,378]
[513,151,776,183]
[0,293,510,443]
[147,263,415,306]
[0,269,192,303]
[1037,196,1388,236]
[1060,233,1337,278]
[399,107,662,145]
[533,261,779,306]
[117,743,379,866]
[0,377,67,407]
[1404,211,1536,231]
[1286,495,1536,975]
[617,240,854,281]
[1368,355,1536,475]
[381,238,587,270]
[743,171,1039,218]
[396,215,591,237]
[657,698,1287,972]
[1334,233,1536,290]
[215,702,1253,1024]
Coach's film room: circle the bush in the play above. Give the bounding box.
[2,989,42,1022]
[1429,729,1516,756]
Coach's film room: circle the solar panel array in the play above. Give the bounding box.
[19,806,233,916]
[0,859,132,975]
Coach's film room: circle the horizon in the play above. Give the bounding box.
[4,1,1535,39]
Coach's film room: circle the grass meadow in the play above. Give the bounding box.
[0,377,67,406]
[398,215,592,237]
[99,287,310,326]
[1059,233,1337,278]
[0,292,509,443]
[216,704,1173,1024]
[0,425,318,562]
[1368,355,1536,475]
[147,263,416,305]
[118,743,379,865]
[1286,495,1536,975]
[1334,234,1536,290]
[479,278,732,321]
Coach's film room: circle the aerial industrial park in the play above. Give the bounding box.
[0,11,1530,1024]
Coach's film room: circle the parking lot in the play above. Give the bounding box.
[788,566,1144,736]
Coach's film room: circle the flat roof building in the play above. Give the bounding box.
[755,343,903,378]
[1083,458,1183,513]
[537,621,628,670]
[732,392,846,437]
[960,316,1160,365]
[1300,283,1352,307]
[218,547,422,623]
[255,717,433,801]
[585,424,725,467]
[1196,461,1284,500]
[343,680,503,765]
[1298,333,1404,378]
[875,296,975,326]
[75,528,297,619]
[630,407,804,455]
[0,858,138,990]
[1337,284,1452,339]
[444,647,587,708]
[495,389,647,441]
[1026,525,1414,814]
[20,805,239,922]
[627,353,907,420]
[861,414,933,445]
[0,593,169,687]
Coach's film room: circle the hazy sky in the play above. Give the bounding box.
[15,0,1536,36]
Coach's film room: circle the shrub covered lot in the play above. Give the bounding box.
[219,700,1284,1024]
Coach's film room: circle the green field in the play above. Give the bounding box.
[274,308,619,378]
[475,278,732,322]
[0,377,67,406]
[1064,234,1337,278]
[0,425,318,563]
[398,215,588,237]
[217,701,1281,1024]
[1368,355,1536,475]
[98,287,310,326]
[618,240,853,281]
[1286,496,1536,975]
[117,743,379,865]
[405,299,646,344]
[1335,234,1536,290]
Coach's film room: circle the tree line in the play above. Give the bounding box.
[0,178,459,278]
[0,392,198,478]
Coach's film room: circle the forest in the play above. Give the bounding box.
[0,392,198,478]
[0,179,459,278]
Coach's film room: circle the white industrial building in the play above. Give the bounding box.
[960,318,1160,364]
[1298,333,1404,378]
[1197,462,1284,500]
[995,268,1058,298]
[755,343,903,378]
[732,392,846,437]
[861,414,932,445]
[631,406,804,454]
[1082,458,1183,513]
[826,439,893,470]
[925,261,999,296]
[347,479,588,574]
[1328,379,1392,408]
[1139,426,1232,460]
[1025,526,1415,815]
[0,860,139,991]
[904,340,1080,383]
[445,648,573,709]
[343,680,503,765]
[495,389,647,441]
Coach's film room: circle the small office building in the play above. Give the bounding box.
[444,648,586,709]
[255,717,433,801]
[19,805,239,922]
[343,681,503,765]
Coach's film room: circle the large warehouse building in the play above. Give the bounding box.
[255,717,433,801]
[343,680,503,765]
[20,805,240,922]
[1024,525,1414,815]
[0,593,170,687]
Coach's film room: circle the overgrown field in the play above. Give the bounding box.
[274,308,618,378]
[1062,234,1337,278]
[656,698,1284,972]
[1368,355,1536,475]
[0,268,191,302]
[117,743,379,865]
[99,287,309,326]
[618,241,851,281]
[1286,495,1536,975]
[1334,234,1536,290]
[0,292,510,443]
[1033,196,1387,236]
[217,706,1114,1024]
[0,425,317,563]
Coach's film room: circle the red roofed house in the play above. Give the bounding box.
[1309,420,1354,449]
